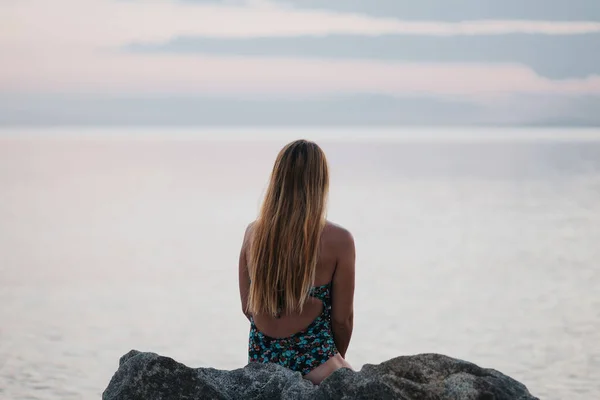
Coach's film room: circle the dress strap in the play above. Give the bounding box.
[309,283,330,303]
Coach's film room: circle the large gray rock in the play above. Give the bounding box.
[103,350,539,400]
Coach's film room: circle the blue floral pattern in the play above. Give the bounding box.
[248,283,338,375]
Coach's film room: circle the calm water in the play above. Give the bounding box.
[1,128,599,400]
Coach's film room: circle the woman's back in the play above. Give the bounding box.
[241,221,351,338]
[239,220,355,384]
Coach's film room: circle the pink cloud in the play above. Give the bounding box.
[2,52,599,97]
[1,0,599,97]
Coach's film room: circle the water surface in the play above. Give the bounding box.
[1,128,599,399]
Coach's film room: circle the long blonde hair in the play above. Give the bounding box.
[247,140,329,317]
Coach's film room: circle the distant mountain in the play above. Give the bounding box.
[0,93,599,127]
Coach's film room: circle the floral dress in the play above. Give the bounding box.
[248,283,338,375]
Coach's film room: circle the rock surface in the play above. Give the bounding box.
[103,350,539,400]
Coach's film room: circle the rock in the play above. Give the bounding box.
[103,350,539,400]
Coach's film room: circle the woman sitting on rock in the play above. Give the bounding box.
[238,139,355,384]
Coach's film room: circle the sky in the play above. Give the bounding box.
[1,0,600,126]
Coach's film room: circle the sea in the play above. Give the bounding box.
[1,127,599,400]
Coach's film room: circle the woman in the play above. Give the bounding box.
[238,139,355,384]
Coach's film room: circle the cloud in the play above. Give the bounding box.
[2,0,600,97]
[3,51,600,96]
[129,33,600,80]
[276,0,600,22]
[2,0,599,54]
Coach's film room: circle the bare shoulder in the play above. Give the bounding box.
[245,220,256,234]
[242,221,257,246]
[323,220,355,250]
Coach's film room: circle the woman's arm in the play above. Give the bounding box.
[330,229,356,358]
[238,223,253,322]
